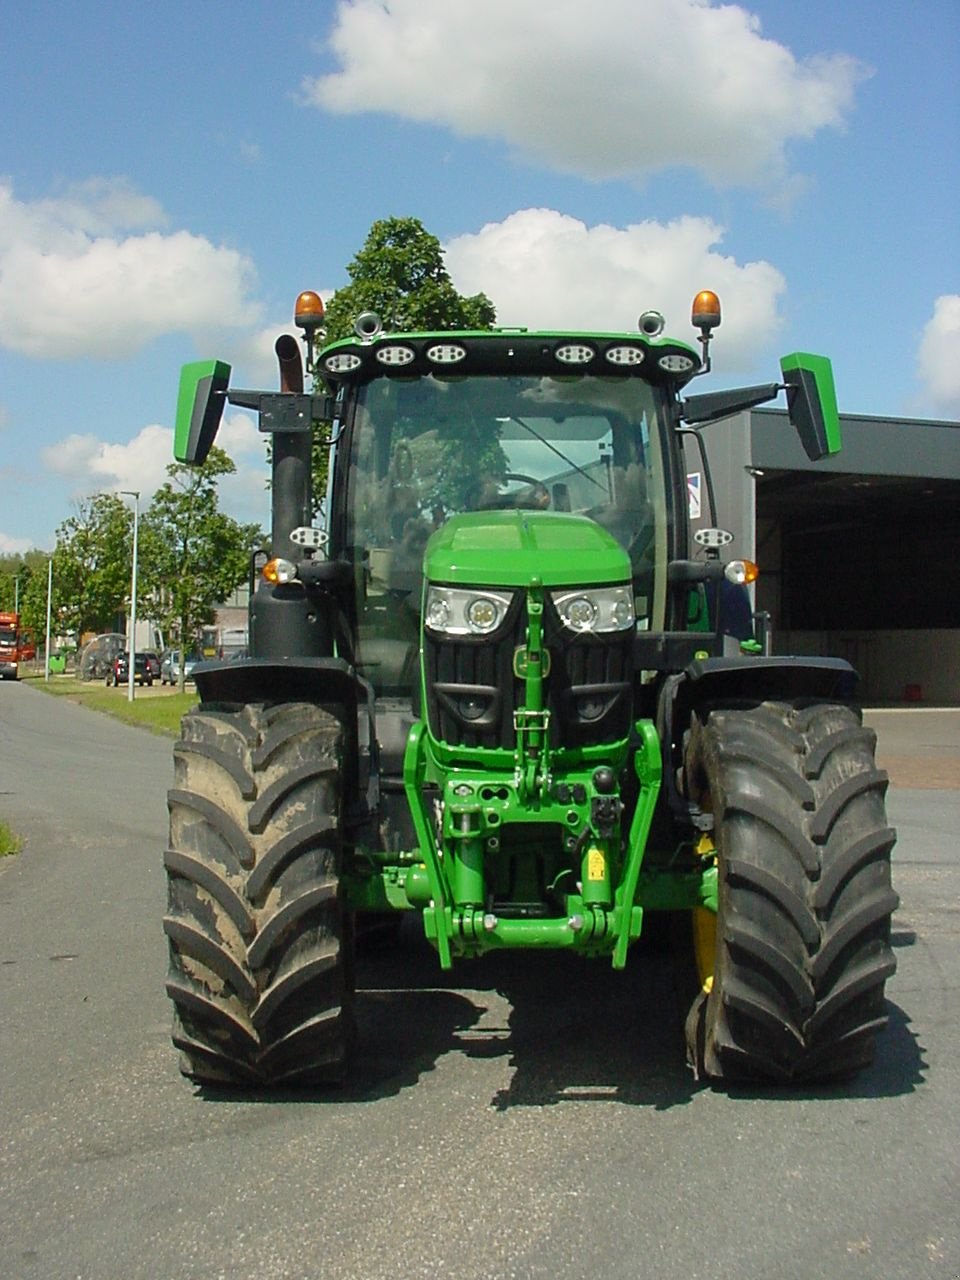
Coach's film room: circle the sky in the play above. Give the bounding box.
[1,0,958,554]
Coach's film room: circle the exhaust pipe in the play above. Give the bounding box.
[270,334,311,562]
[275,333,304,394]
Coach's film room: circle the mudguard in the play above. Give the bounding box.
[193,655,363,709]
[657,654,859,792]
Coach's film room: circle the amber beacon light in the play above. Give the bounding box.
[691,289,721,370]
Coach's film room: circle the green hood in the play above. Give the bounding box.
[424,510,631,589]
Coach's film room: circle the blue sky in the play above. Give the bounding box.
[1,0,957,553]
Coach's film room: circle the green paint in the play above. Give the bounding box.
[424,510,631,589]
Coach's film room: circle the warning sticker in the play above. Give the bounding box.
[586,848,606,882]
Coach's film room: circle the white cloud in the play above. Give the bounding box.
[444,209,785,363]
[41,424,176,497]
[917,294,960,416]
[39,413,270,531]
[0,179,260,359]
[227,323,303,386]
[0,531,33,555]
[308,0,868,189]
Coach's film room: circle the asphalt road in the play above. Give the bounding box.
[1,683,958,1280]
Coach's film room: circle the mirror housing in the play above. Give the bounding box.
[174,359,231,464]
[680,383,781,425]
[781,351,841,461]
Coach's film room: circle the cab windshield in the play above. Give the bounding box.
[340,372,673,694]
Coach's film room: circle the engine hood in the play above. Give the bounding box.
[424,510,631,589]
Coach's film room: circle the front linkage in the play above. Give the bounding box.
[399,571,682,970]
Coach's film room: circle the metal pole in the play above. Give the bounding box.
[121,491,140,703]
[44,558,52,682]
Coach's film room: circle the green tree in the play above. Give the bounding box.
[141,447,261,688]
[321,216,496,344]
[50,494,133,638]
[1,550,45,618]
[18,561,53,650]
[0,550,49,652]
[311,216,496,509]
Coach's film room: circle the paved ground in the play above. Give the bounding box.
[867,708,960,789]
[0,688,957,1280]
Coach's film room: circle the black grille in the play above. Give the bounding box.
[424,594,632,750]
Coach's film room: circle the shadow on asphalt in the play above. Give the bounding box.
[195,920,924,1109]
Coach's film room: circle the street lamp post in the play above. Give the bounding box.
[120,491,140,703]
[44,558,52,682]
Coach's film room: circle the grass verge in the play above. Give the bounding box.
[0,820,23,857]
[24,674,198,737]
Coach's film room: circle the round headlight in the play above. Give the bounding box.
[552,586,634,633]
[612,596,633,628]
[466,595,502,633]
[564,596,598,630]
[426,597,451,630]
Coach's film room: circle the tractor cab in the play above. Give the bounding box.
[329,343,681,703]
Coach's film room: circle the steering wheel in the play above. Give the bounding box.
[478,473,551,510]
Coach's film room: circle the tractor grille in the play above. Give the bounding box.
[424,594,632,750]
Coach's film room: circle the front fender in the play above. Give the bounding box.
[193,655,364,711]
[656,654,859,816]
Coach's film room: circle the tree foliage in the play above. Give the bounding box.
[311,217,496,509]
[140,447,260,683]
[0,549,49,637]
[320,216,496,344]
[50,493,134,638]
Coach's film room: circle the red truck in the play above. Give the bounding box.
[0,611,36,680]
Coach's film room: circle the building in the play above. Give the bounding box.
[687,409,960,704]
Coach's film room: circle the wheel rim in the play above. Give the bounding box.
[692,907,717,993]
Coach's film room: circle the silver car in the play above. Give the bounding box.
[160,649,201,685]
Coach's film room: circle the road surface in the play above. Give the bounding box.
[1,684,957,1279]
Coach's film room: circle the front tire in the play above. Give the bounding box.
[164,701,354,1087]
[681,700,898,1084]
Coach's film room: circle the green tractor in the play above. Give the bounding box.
[165,289,898,1088]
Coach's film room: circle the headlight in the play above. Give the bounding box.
[425,586,513,636]
[552,586,634,633]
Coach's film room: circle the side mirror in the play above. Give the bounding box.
[174,360,231,464]
[780,352,841,461]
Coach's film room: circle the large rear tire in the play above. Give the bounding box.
[681,700,898,1084]
[164,701,354,1087]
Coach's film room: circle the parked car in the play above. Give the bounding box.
[106,651,154,687]
[143,651,162,681]
[161,649,201,685]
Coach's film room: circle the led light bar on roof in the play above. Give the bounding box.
[324,352,362,373]
[658,353,696,373]
[376,345,416,367]
[605,345,645,366]
[555,343,595,365]
[426,343,467,364]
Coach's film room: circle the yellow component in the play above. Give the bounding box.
[586,847,606,882]
[295,290,325,323]
[692,289,721,331]
[261,557,298,585]
[692,906,717,992]
[695,833,716,857]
